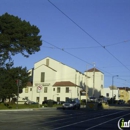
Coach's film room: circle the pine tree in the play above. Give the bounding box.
[0,13,42,65]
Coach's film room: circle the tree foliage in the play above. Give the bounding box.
[0,13,42,65]
[0,65,30,102]
[0,13,42,102]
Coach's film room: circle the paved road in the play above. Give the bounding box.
[0,106,130,130]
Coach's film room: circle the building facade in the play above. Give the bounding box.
[19,57,104,104]
[119,87,130,103]
[101,87,120,100]
[85,68,104,97]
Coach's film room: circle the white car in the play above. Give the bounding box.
[62,98,80,109]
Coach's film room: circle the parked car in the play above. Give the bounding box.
[42,99,57,105]
[98,97,108,104]
[118,100,125,104]
[57,101,65,105]
[87,97,98,103]
[25,100,38,105]
[62,98,80,109]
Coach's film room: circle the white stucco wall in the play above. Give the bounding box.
[84,70,104,98]
[19,57,104,104]
[101,88,119,100]
[19,57,87,104]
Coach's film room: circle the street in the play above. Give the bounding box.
[0,106,130,130]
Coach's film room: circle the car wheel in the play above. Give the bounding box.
[77,105,80,109]
[73,106,76,110]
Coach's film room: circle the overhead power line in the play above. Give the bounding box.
[48,0,130,72]
[43,39,113,76]
[42,39,130,50]
[62,40,130,50]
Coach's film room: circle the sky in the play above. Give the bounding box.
[0,0,130,88]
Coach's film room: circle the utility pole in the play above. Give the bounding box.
[92,63,95,97]
[16,79,22,109]
[112,75,118,104]
[86,65,88,102]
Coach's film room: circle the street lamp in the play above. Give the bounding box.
[112,75,118,104]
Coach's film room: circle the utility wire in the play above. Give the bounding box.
[43,40,92,66]
[48,0,130,72]
[43,39,130,50]
[43,39,113,76]
[62,40,130,50]
[43,39,130,86]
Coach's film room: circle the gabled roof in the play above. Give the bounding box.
[53,81,78,87]
[86,68,103,73]
[35,56,85,75]
[34,63,57,72]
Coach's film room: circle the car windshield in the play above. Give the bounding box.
[66,99,76,103]
[90,97,96,99]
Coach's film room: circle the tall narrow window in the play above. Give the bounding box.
[66,87,69,93]
[46,59,49,66]
[44,87,47,93]
[57,87,60,93]
[57,97,60,102]
[41,72,45,82]
[106,93,109,97]
[30,88,32,91]
[36,97,39,102]
[44,97,47,101]
[66,97,69,102]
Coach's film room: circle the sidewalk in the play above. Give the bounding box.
[0,108,33,111]
[0,105,88,111]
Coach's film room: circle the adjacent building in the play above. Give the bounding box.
[101,86,120,100]
[118,87,130,103]
[101,86,130,103]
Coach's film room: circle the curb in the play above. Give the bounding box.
[0,109,33,111]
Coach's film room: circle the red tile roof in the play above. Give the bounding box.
[86,68,102,73]
[53,81,78,87]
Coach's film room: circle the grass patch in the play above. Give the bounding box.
[0,103,62,109]
[0,103,39,109]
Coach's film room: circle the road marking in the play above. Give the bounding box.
[85,112,130,130]
[31,110,108,126]
[51,111,125,130]
[31,113,88,126]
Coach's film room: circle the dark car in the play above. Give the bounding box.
[62,98,80,109]
[42,99,57,105]
[118,100,125,104]
[87,97,98,103]
[98,97,108,104]
[57,101,66,104]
